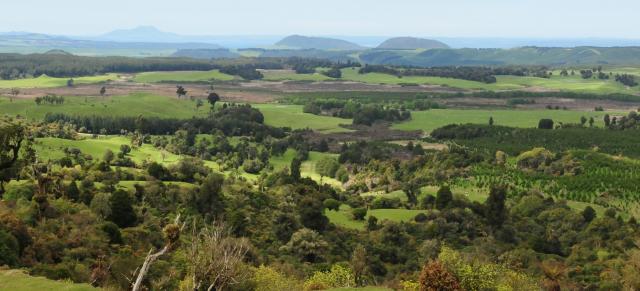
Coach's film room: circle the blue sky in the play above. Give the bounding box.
[3,0,639,38]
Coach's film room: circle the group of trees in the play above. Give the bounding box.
[34,94,65,105]
[302,100,411,126]
[358,64,552,83]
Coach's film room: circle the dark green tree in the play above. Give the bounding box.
[489,116,494,126]
[298,197,328,231]
[538,119,554,129]
[435,186,453,210]
[582,206,596,223]
[108,190,137,228]
[66,180,80,202]
[196,173,225,217]
[290,158,301,180]
[176,85,188,99]
[207,92,220,111]
[485,186,507,228]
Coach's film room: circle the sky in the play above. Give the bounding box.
[2,0,639,38]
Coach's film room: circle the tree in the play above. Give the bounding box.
[99,86,106,96]
[435,186,453,210]
[538,118,554,129]
[176,85,188,99]
[489,116,494,126]
[485,186,507,228]
[9,88,19,102]
[207,92,220,111]
[418,260,462,291]
[323,68,342,78]
[582,206,596,223]
[604,114,611,127]
[403,180,421,206]
[351,244,368,287]
[66,180,80,202]
[0,122,25,196]
[589,117,595,127]
[352,208,367,220]
[299,197,329,231]
[290,158,301,180]
[196,173,225,216]
[281,228,328,263]
[67,78,74,87]
[580,116,587,126]
[132,216,183,291]
[323,198,341,211]
[103,149,114,164]
[107,190,137,228]
[119,144,131,155]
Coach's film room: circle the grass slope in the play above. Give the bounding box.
[327,204,429,230]
[254,104,352,133]
[393,109,617,133]
[133,70,235,83]
[0,74,118,89]
[0,269,96,291]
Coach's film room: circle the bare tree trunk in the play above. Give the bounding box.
[131,246,170,291]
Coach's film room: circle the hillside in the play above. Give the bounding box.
[360,46,640,66]
[275,35,365,50]
[377,37,449,50]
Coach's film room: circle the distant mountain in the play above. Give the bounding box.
[275,35,365,50]
[43,49,73,55]
[359,46,640,66]
[377,37,449,50]
[97,26,220,46]
[171,48,240,59]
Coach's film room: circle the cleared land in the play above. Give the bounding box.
[254,104,352,133]
[0,74,118,89]
[392,109,619,133]
[0,269,96,291]
[327,204,429,230]
[0,93,208,120]
[133,70,235,83]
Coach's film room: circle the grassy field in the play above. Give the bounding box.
[35,136,181,165]
[262,70,332,82]
[254,104,352,133]
[327,204,429,230]
[269,149,343,188]
[392,109,618,133]
[0,269,96,291]
[0,93,208,120]
[133,70,235,83]
[0,74,119,89]
[496,75,639,94]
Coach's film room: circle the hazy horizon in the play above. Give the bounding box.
[3,0,640,38]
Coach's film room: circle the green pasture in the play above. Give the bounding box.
[262,70,332,82]
[253,104,352,133]
[0,93,208,120]
[392,109,618,133]
[133,70,235,83]
[0,74,118,89]
[0,269,96,291]
[270,149,343,188]
[326,204,430,230]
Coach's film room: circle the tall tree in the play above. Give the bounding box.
[176,85,188,99]
[207,92,220,112]
[99,86,106,97]
[435,186,453,210]
[0,122,25,196]
[108,189,137,228]
[485,186,507,228]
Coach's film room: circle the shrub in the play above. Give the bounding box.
[323,199,341,211]
[352,208,367,220]
[303,264,354,291]
[418,260,462,291]
[414,213,428,222]
[253,265,302,291]
[538,118,554,129]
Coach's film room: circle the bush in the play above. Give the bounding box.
[352,208,367,220]
[418,260,462,291]
[538,118,554,129]
[323,199,341,211]
[0,229,19,266]
[253,265,302,291]
[414,212,428,222]
[303,264,354,291]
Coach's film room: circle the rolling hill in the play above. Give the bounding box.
[275,35,365,50]
[377,37,450,50]
[360,46,640,66]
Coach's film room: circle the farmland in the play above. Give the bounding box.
[0,269,96,291]
[133,70,235,83]
[253,104,352,133]
[392,108,618,132]
[0,74,118,89]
